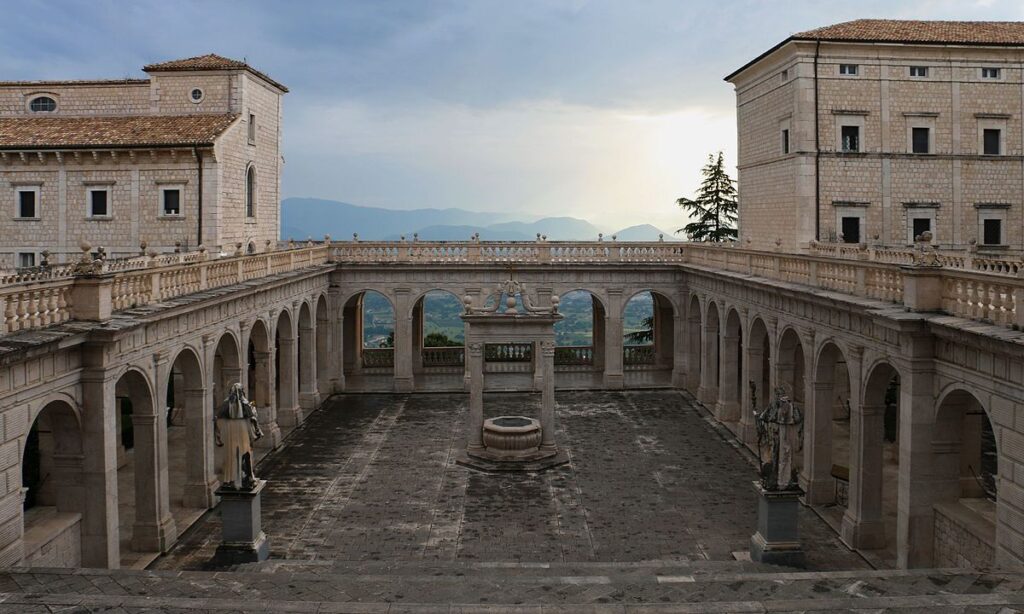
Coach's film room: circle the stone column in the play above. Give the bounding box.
[540,340,557,451]
[298,320,319,411]
[716,325,740,422]
[603,288,624,389]
[467,342,485,452]
[532,340,544,391]
[393,289,414,392]
[698,312,719,406]
[737,315,757,446]
[253,349,281,449]
[183,383,217,509]
[840,346,886,550]
[802,379,836,505]
[77,361,120,568]
[671,314,686,388]
[130,410,177,553]
[328,288,345,392]
[276,333,301,427]
[897,342,938,568]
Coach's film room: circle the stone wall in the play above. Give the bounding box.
[933,503,995,569]
[22,511,82,568]
[0,82,150,117]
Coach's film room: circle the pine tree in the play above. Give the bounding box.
[675,152,738,242]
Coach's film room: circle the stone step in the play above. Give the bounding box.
[0,565,1021,612]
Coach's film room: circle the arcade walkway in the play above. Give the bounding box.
[154,391,866,571]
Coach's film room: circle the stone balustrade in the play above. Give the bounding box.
[422,346,465,367]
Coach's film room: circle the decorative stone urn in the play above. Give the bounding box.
[481,416,543,458]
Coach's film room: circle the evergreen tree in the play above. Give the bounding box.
[675,152,738,242]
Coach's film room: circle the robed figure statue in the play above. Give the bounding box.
[214,383,264,490]
[754,386,804,491]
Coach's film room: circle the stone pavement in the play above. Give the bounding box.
[153,391,865,571]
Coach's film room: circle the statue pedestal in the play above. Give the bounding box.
[212,480,269,566]
[750,481,804,568]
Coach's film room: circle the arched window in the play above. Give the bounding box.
[29,96,56,112]
[245,165,256,218]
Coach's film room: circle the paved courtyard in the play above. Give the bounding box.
[154,390,865,571]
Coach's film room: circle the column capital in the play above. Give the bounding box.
[468,342,483,357]
[152,350,168,367]
[540,340,555,356]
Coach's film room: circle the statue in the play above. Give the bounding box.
[214,383,264,490]
[754,387,803,491]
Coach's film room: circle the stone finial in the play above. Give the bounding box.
[147,249,158,258]
[968,238,978,254]
[551,294,560,313]
[174,240,182,253]
[198,244,207,254]
[96,246,106,261]
[265,239,273,251]
[474,233,481,243]
[79,240,92,262]
[541,235,547,242]
[537,233,542,242]
[659,234,664,242]
[598,233,603,241]
[463,294,473,313]
[287,239,295,250]
[611,235,617,241]
[39,250,50,268]
[139,240,148,254]
[413,233,419,242]
[353,233,359,242]
[307,236,314,246]
[400,235,406,242]
[235,242,244,256]
[324,234,331,243]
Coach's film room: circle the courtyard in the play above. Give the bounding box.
[155,390,866,572]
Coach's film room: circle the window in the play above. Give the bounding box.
[911,127,930,154]
[909,66,928,77]
[16,188,38,218]
[245,166,256,218]
[781,128,790,154]
[162,188,181,216]
[248,113,256,144]
[841,217,861,243]
[17,253,35,268]
[29,96,56,112]
[983,128,1001,155]
[88,188,109,217]
[190,88,204,103]
[981,67,1001,79]
[839,64,858,76]
[982,218,1003,245]
[841,125,860,152]
[912,217,931,241]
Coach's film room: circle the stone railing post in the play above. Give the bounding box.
[71,273,114,321]
[900,263,944,312]
[855,266,866,297]
[467,242,480,263]
[538,243,551,263]
[808,260,819,287]
[1015,270,1024,329]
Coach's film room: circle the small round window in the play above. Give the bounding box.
[189,88,204,103]
[29,96,57,112]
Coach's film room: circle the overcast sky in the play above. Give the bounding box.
[3,1,1023,232]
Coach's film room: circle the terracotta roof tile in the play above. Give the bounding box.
[0,79,149,88]
[0,113,239,149]
[144,53,287,92]
[793,19,1024,45]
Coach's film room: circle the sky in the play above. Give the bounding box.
[2,1,1023,233]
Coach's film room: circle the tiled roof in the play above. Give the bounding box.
[144,53,288,92]
[793,19,1024,45]
[0,113,239,149]
[0,79,149,88]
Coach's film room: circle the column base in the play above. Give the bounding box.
[393,376,414,393]
[715,400,740,422]
[298,391,320,411]
[750,482,804,568]
[131,515,178,553]
[799,476,836,507]
[277,405,304,427]
[697,386,719,407]
[603,372,624,389]
[183,479,220,509]
[840,512,887,550]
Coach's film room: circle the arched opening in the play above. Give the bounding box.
[622,291,675,385]
[165,348,213,531]
[931,388,997,568]
[342,291,395,388]
[315,294,332,397]
[246,240,256,254]
[245,165,257,218]
[685,295,702,393]
[297,301,318,412]
[555,290,606,376]
[845,360,900,558]
[776,328,806,473]
[746,318,771,415]
[21,399,84,567]
[803,342,852,518]
[699,301,720,405]
[213,333,242,486]
[247,319,279,449]
[717,308,743,422]
[413,290,465,375]
[275,310,300,426]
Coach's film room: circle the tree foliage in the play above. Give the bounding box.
[624,316,654,345]
[423,332,462,347]
[676,152,738,242]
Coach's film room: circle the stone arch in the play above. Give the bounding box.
[212,331,241,406]
[166,346,215,515]
[342,290,396,381]
[776,326,806,404]
[746,316,771,413]
[297,300,318,412]
[275,308,300,427]
[554,289,607,372]
[685,294,702,392]
[698,300,721,406]
[621,289,675,369]
[315,293,332,396]
[801,340,852,508]
[717,307,744,423]
[247,317,279,449]
[21,397,85,567]
[412,289,466,375]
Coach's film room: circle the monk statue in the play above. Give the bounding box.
[754,386,803,491]
[214,383,264,490]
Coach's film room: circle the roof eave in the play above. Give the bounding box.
[0,142,217,152]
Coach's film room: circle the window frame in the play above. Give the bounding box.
[975,204,1009,248]
[247,113,256,145]
[17,252,36,269]
[158,184,185,218]
[903,203,939,245]
[980,67,1001,80]
[838,63,858,76]
[909,65,929,78]
[15,186,40,220]
[840,124,861,152]
[911,126,931,154]
[86,185,112,219]
[245,164,257,219]
[833,203,868,245]
[27,95,57,113]
[982,128,1002,156]
[189,88,204,104]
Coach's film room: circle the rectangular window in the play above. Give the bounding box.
[912,127,930,154]
[910,66,928,77]
[781,129,790,154]
[839,64,858,76]
[912,217,931,240]
[17,189,37,218]
[841,217,861,243]
[248,113,256,143]
[841,125,860,152]
[983,218,1003,245]
[88,189,109,217]
[17,252,35,268]
[983,128,1001,155]
[982,67,1000,79]
[780,69,788,81]
[162,189,181,216]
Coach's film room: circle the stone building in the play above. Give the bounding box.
[727,20,1024,252]
[0,54,286,268]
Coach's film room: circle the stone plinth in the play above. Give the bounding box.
[750,481,804,567]
[212,480,269,566]
[459,416,568,471]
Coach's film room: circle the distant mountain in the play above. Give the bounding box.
[611,224,679,242]
[488,217,600,241]
[383,225,528,241]
[280,198,518,241]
